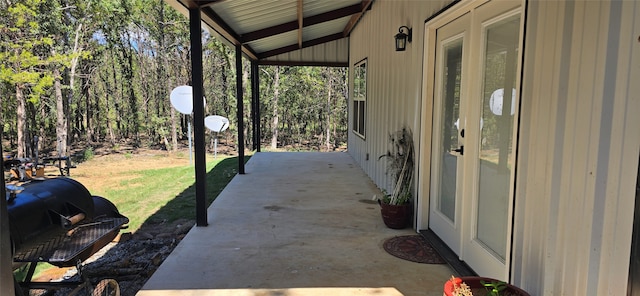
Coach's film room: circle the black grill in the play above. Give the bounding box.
[13,216,128,265]
[6,177,129,294]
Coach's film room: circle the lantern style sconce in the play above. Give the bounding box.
[395,26,412,51]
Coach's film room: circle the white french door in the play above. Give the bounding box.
[426,0,524,280]
[427,11,470,256]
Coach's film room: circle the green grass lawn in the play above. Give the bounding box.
[90,155,246,232]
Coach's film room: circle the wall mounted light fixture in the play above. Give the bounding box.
[395,26,412,51]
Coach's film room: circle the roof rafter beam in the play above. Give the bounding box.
[258,32,344,59]
[240,3,363,43]
[343,0,373,36]
[258,60,348,67]
[197,0,226,8]
[297,0,303,48]
[199,6,259,60]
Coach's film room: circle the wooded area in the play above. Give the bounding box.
[0,0,349,159]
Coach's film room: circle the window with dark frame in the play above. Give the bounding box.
[353,59,367,138]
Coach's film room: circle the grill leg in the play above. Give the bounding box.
[24,262,37,283]
[14,276,26,296]
[73,259,93,295]
[18,261,92,295]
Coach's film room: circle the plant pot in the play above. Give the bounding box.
[379,200,412,229]
[444,276,529,296]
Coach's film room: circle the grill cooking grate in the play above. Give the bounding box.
[13,217,128,264]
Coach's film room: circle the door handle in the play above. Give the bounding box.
[453,146,464,155]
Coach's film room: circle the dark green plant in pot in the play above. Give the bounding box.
[481,280,508,296]
[379,127,414,205]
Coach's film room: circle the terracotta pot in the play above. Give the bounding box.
[379,200,412,229]
[444,276,529,296]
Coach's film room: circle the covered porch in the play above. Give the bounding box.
[136,152,453,296]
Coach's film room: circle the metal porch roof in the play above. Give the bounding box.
[165,0,373,66]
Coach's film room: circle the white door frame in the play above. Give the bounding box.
[418,0,491,231]
[418,0,525,281]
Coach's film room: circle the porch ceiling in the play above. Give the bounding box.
[165,0,373,65]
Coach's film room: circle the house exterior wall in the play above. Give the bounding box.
[512,1,640,295]
[347,0,454,195]
[261,38,350,65]
[349,0,639,294]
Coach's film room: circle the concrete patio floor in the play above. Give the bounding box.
[137,152,453,296]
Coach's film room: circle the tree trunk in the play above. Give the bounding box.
[110,51,122,137]
[271,66,279,149]
[103,66,116,145]
[68,22,82,147]
[0,94,3,155]
[83,76,93,143]
[155,1,176,152]
[39,105,46,153]
[16,84,26,158]
[170,105,177,152]
[25,102,35,159]
[55,68,68,157]
[243,66,251,148]
[325,73,332,151]
[123,37,139,147]
[0,88,3,148]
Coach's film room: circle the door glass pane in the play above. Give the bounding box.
[437,39,463,222]
[476,15,520,261]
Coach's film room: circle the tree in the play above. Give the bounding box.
[0,0,349,156]
[271,66,280,149]
[325,68,333,151]
[0,0,57,157]
[49,0,94,155]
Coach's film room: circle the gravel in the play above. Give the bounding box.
[27,218,194,296]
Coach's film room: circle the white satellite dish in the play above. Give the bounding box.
[205,115,230,159]
[454,117,483,131]
[169,85,206,165]
[170,85,193,115]
[205,115,230,133]
[489,88,516,116]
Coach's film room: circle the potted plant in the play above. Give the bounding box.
[377,127,414,229]
[444,276,529,296]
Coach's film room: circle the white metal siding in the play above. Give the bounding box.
[261,37,349,64]
[349,0,639,293]
[513,1,640,295]
[348,0,453,195]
